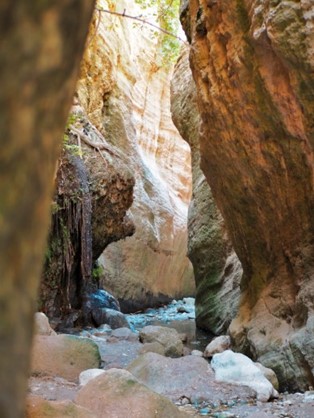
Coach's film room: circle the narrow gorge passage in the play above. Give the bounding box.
[1,0,314,417]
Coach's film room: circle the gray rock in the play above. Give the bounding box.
[34,312,57,336]
[127,352,256,404]
[76,368,189,417]
[139,325,184,357]
[111,327,136,340]
[91,308,130,329]
[204,335,231,358]
[79,369,106,386]
[191,350,203,357]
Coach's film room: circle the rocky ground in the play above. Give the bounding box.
[28,301,314,418]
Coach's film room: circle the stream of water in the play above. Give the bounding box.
[125,298,214,351]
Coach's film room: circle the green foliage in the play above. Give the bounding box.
[92,262,104,281]
[63,113,83,157]
[134,0,181,67]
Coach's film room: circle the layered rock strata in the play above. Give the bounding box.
[171,47,242,334]
[182,0,314,390]
[77,0,194,311]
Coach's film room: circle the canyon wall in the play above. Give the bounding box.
[182,0,314,390]
[40,107,135,324]
[171,48,242,334]
[77,0,194,311]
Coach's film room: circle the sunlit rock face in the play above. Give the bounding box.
[171,47,242,334]
[183,0,314,390]
[77,0,194,311]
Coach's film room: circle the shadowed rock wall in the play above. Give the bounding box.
[183,0,314,390]
[171,47,242,334]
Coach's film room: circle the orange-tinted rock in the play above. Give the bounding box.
[171,47,242,334]
[183,0,314,390]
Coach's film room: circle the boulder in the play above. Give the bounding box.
[211,350,278,402]
[26,396,96,418]
[79,369,106,386]
[111,327,138,340]
[85,289,120,312]
[255,362,279,391]
[31,335,100,382]
[34,312,57,336]
[75,368,189,418]
[91,308,130,329]
[191,350,203,357]
[139,342,166,356]
[127,352,255,404]
[204,336,231,358]
[139,325,183,357]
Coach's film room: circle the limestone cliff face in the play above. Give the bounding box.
[183,0,314,390]
[77,0,194,311]
[171,48,242,334]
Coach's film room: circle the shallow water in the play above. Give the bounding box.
[125,298,214,351]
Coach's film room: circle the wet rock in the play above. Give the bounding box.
[31,335,100,382]
[79,369,105,386]
[211,350,278,401]
[26,395,96,418]
[204,336,231,358]
[139,325,184,357]
[34,313,57,336]
[91,308,130,329]
[85,289,120,312]
[75,368,189,417]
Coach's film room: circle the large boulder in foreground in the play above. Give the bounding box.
[182,0,314,390]
[78,0,194,313]
[127,352,256,404]
[31,335,100,382]
[139,325,183,357]
[75,368,189,418]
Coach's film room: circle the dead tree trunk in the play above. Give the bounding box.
[0,2,96,417]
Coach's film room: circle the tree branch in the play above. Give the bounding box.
[95,7,187,43]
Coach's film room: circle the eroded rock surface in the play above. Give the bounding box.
[182,0,314,390]
[171,47,242,334]
[40,107,134,325]
[78,0,194,311]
